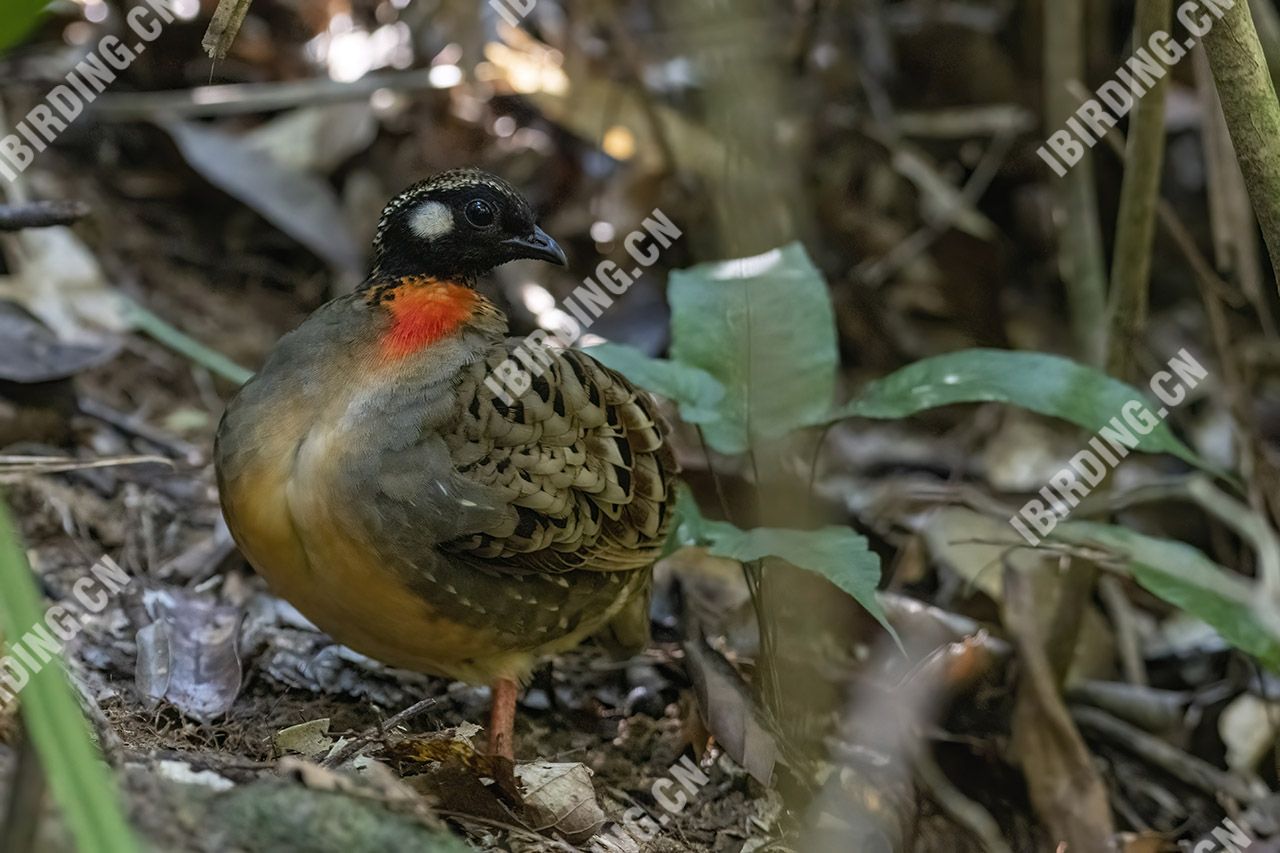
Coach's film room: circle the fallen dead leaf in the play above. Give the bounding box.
[682,634,777,786]
[135,588,242,721]
[1005,563,1117,852]
[274,718,335,760]
[515,762,605,844]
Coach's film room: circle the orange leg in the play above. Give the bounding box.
[488,677,518,761]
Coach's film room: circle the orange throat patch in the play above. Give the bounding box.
[373,277,480,358]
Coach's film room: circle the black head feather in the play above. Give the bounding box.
[369,169,566,283]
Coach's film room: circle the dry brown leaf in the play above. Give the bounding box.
[515,762,604,844]
[1005,564,1117,852]
[682,634,777,786]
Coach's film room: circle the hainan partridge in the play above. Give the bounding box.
[214,170,677,759]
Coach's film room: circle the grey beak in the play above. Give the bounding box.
[504,225,567,266]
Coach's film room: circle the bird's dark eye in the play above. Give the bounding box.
[464,198,496,228]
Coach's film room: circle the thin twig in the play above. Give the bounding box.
[321,697,439,768]
[913,749,1013,853]
[855,125,1016,288]
[0,454,172,477]
[1072,705,1267,803]
[91,69,442,120]
[1097,576,1148,686]
[78,397,205,467]
[0,200,90,231]
[1084,475,1280,598]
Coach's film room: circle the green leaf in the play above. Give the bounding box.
[832,348,1208,469]
[1053,521,1280,669]
[669,242,838,453]
[674,487,895,638]
[583,341,725,423]
[0,496,141,852]
[0,0,48,54]
[674,484,714,546]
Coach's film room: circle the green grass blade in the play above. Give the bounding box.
[0,496,141,852]
[119,296,254,386]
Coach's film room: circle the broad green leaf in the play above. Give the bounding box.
[583,341,725,423]
[674,488,894,638]
[1053,521,1280,669]
[0,0,47,54]
[830,349,1207,469]
[0,497,141,852]
[669,243,838,453]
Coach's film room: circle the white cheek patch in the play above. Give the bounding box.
[409,201,454,240]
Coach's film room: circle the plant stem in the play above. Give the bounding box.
[1202,0,1280,297]
[1249,0,1280,93]
[202,0,254,59]
[1041,0,1109,700]
[1044,0,1108,365]
[1107,0,1172,380]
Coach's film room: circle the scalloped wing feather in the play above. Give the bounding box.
[443,342,677,575]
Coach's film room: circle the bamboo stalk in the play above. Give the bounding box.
[1044,0,1108,365]
[1202,0,1280,297]
[1107,0,1172,380]
[1248,0,1280,92]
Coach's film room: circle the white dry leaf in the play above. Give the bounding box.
[273,718,334,759]
[1220,694,1280,773]
[453,721,482,742]
[243,102,378,175]
[981,410,1082,493]
[154,759,235,792]
[135,588,243,721]
[918,506,1028,600]
[515,762,605,844]
[0,226,130,344]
